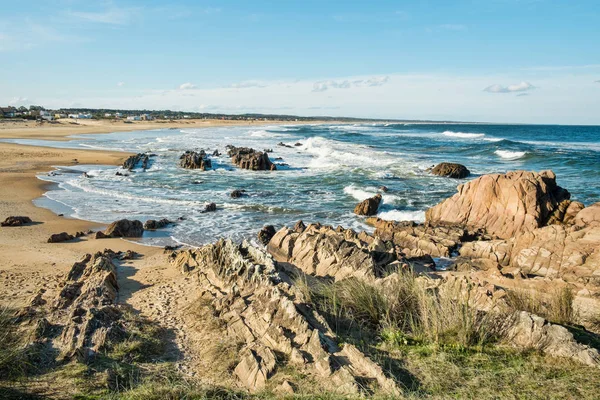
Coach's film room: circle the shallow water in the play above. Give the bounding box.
[5,123,599,247]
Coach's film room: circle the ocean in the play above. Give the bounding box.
[5,123,599,247]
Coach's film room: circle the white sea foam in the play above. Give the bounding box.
[343,185,375,201]
[442,131,485,139]
[377,209,426,223]
[495,150,527,160]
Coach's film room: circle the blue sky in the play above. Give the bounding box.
[1,0,599,124]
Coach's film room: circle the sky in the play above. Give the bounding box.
[1,0,599,124]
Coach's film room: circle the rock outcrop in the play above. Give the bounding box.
[143,218,171,230]
[1,216,32,226]
[354,194,382,216]
[180,150,212,171]
[257,225,276,245]
[123,153,150,171]
[268,223,403,280]
[426,170,572,239]
[230,189,247,198]
[47,232,75,243]
[226,146,276,171]
[430,162,470,179]
[96,219,144,238]
[171,240,400,395]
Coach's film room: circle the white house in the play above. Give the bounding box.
[126,116,141,121]
[40,110,54,121]
[115,112,123,118]
[104,113,112,117]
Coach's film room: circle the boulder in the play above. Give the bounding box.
[426,170,571,239]
[431,162,470,179]
[226,146,276,171]
[47,232,75,243]
[230,189,247,198]
[179,150,212,170]
[257,225,276,245]
[143,218,171,230]
[98,219,144,238]
[202,203,217,213]
[354,194,382,216]
[122,153,150,171]
[1,216,32,226]
[575,202,600,227]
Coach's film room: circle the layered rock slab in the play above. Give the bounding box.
[171,239,400,395]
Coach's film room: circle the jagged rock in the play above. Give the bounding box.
[123,153,150,171]
[294,220,306,233]
[431,162,470,179]
[277,142,293,148]
[367,218,478,258]
[507,311,600,367]
[97,219,144,238]
[212,150,221,156]
[171,240,400,395]
[48,232,75,243]
[354,194,382,216]
[230,189,247,198]
[143,218,171,230]
[226,146,276,171]
[257,225,276,245]
[1,216,32,226]
[426,170,572,239]
[268,223,402,280]
[179,150,212,170]
[202,203,217,213]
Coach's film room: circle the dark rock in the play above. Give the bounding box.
[230,189,247,199]
[379,186,389,192]
[202,203,217,213]
[277,142,293,148]
[98,219,144,238]
[353,194,382,216]
[164,245,181,251]
[294,142,303,147]
[1,216,32,227]
[179,150,212,170]
[431,162,470,179]
[123,153,150,171]
[143,218,171,230]
[258,225,276,245]
[212,150,221,157]
[48,232,75,243]
[263,148,273,153]
[294,220,306,233]
[226,146,276,171]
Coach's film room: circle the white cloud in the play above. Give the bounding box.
[117,82,125,87]
[231,80,268,89]
[8,97,29,106]
[179,82,197,90]
[66,7,137,25]
[313,76,389,92]
[484,81,535,93]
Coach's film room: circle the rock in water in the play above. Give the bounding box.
[226,146,276,171]
[202,203,217,213]
[1,216,32,226]
[230,189,247,198]
[426,170,572,239]
[354,194,382,216]
[179,150,212,170]
[122,153,150,171]
[47,232,75,243]
[257,225,276,245]
[97,219,144,238]
[431,162,470,179]
[143,218,171,230]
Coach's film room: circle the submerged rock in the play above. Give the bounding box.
[1,216,32,226]
[354,194,382,216]
[202,203,217,213]
[430,162,470,179]
[123,153,150,171]
[230,189,247,198]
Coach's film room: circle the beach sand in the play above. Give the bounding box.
[0,118,306,307]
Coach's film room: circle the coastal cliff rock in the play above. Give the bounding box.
[226,146,276,171]
[430,162,470,179]
[367,218,480,258]
[257,225,276,245]
[96,219,144,238]
[170,240,400,395]
[17,251,123,361]
[180,150,212,170]
[267,223,403,280]
[123,153,150,171]
[354,194,382,216]
[426,170,572,239]
[1,216,32,226]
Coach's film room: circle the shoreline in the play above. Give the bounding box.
[0,118,311,307]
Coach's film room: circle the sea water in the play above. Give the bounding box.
[4,123,599,247]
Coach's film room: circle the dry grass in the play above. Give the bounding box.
[505,286,577,325]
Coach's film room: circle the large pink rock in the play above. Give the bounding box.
[426,170,571,239]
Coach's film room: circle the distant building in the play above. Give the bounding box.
[115,112,123,118]
[0,106,18,118]
[68,113,92,119]
[126,116,141,121]
[104,113,112,117]
[54,113,67,119]
[40,110,54,121]
[140,114,153,121]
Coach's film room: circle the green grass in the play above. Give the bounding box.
[505,286,577,325]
